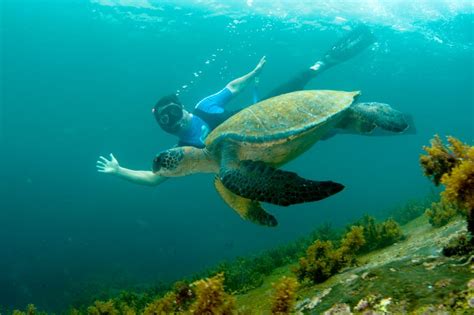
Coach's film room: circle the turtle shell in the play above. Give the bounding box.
[205,90,360,148]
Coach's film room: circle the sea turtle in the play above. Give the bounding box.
[152,90,408,227]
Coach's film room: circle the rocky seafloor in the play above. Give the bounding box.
[236,216,473,314]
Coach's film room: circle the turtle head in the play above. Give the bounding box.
[152,147,218,176]
[152,147,186,176]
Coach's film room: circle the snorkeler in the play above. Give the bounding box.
[97,57,267,186]
[97,25,376,186]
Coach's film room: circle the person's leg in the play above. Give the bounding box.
[194,87,239,130]
[262,68,315,100]
[262,24,376,100]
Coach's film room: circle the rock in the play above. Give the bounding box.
[354,298,369,312]
[323,303,351,315]
[435,278,452,288]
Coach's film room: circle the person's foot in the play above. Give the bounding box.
[310,60,325,72]
[253,56,266,76]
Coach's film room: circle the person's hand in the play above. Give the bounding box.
[97,153,120,174]
[253,56,266,76]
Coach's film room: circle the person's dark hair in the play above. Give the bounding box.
[154,94,182,110]
[153,94,184,133]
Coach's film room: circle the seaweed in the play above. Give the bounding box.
[425,201,462,227]
[388,194,436,226]
[441,145,474,213]
[12,304,40,315]
[86,300,118,315]
[420,135,473,235]
[336,226,366,267]
[270,276,299,314]
[142,292,177,315]
[6,200,454,314]
[442,234,474,257]
[294,226,366,284]
[189,273,235,314]
[294,239,337,283]
[172,280,195,311]
[198,221,341,294]
[351,215,403,252]
[420,135,465,186]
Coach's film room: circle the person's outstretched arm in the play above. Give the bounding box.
[96,153,168,186]
[226,56,266,94]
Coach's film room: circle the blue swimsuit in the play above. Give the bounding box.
[176,87,237,148]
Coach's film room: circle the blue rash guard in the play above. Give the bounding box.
[176,87,238,148]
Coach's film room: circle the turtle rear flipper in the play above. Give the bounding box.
[219,160,344,207]
[214,177,277,227]
[343,102,409,133]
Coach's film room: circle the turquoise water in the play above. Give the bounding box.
[1,0,472,311]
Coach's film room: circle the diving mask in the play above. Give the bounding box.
[153,102,184,130]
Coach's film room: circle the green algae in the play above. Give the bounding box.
[234,216,472,314]
[8,205,472,314]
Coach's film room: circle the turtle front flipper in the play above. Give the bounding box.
[219,160,344,207]
[214,177,278,227]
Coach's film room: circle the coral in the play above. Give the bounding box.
[425,201,461,227]
[87,300,118,315]
[189,273,235,314]
[270,276,299,314]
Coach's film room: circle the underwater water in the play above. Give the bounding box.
[1,0,472,311]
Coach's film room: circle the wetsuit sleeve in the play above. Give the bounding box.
[192,87,239,131]
[194,87,234,114]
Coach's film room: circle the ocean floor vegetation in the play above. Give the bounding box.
[420,135,474,260]
[420,135,474,233]
[8,135,473,314]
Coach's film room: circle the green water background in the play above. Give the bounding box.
[1,0,472,310]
